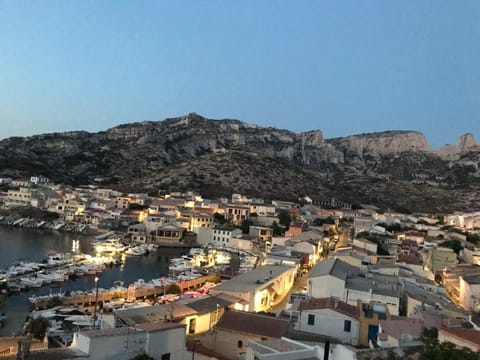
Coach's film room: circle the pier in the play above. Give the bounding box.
[32,275,213,308]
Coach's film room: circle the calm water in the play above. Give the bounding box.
[0,226,186,336]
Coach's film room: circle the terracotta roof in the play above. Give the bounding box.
[404,231,426,237]
[298,297,359,319]
[379,318,423,340]
[439,327,480,346]
[397,254,422,265]
[216,310,288,338]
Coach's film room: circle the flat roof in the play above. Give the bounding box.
[212,265,295,293]
[115,303,197,325]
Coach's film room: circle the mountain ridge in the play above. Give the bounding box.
[0,113,479,212]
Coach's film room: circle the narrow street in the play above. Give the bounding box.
[269,270,308,313]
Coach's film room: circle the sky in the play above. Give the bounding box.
[0,1,479,148]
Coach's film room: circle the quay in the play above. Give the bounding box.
[32,274,214,308]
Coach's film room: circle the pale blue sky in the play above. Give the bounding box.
[0,1,479,148]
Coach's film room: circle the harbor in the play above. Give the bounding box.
[0,226,191,336]
[0,226,248,337]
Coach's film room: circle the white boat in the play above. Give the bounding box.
[126,244,149,256]
[95,230,116,241]
[93,238,127,254]
[53,223,65,230]
[20,276,43,288]
[36,221,47,228]
[13,218,26,226]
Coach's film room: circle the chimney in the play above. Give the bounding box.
[334,298,338,309]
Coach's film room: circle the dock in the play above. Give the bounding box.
[33,275,213,308]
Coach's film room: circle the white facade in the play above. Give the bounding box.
[229,237,254,251]
[212,227,243,246]
[246,338,359,360]
[30,176,49,185]
[345,289,400,316]
[459,277,480,311]
[297,308,359,345]
[308,275,345,299]
[72,324,186,360]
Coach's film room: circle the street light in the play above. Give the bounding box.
[93,276,100,328]
[192,340,200,360]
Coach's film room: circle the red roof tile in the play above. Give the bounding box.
[216,310,289,338]
[440,327,480,346]
[298,297,359,319]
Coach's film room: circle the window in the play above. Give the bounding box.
[238,340,243,348]
[307,314,315,325]
[344,320,351,332]
[161,353,171,360]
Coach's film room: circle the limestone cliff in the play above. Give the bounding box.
[0,113,479,212]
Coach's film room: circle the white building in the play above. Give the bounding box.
[210,265,296,313]
[246,337,364,360]
[71,323,186,360]
[30,176,49,185]
[307,258,359,299]
[297,297,360,345]
[212,226,243,247]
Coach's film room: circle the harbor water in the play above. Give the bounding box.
[0,226,186,336]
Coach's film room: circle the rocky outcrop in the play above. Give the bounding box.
[0,113,479,212]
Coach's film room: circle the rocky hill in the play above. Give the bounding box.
[0,113,479,212]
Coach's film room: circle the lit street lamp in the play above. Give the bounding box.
[93,276,100,328]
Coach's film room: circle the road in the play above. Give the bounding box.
[270,270,308,313]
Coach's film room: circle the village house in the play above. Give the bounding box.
[209,265,296,312]
[189,211,215,233]
[5,187,33,207]
[296,297,360,346]
[352,238,378,256]
[249,203,276,217]
[153,223,184,245]
[213,225,242,246]
[423,246,458,272]
[458,275,480,311]
[377,318,425,348]
[438,327,480,352]
[224,204,250,225]
[114,196,130,209]
[357,302,390,347]
[71,323,187,360]
[249,226,273,242]
[114,294,243,335]
[246,337,370,360]
[344,276,401,316]
[30,175,50,185]
[307,259,401,316]
[128,223,148,242]
[285,219,306,237]
[398,231,426,245]
[307,258,359,299]
[201,310,289,360]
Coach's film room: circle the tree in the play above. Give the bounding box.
[420,338,479,360]
[213,212,227,224]
[27,316,50,341]
[272,221,284,236]
[439,239,462,254]
[165,284,181,294]
[278,211,292,228]
[240,219,252,234]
